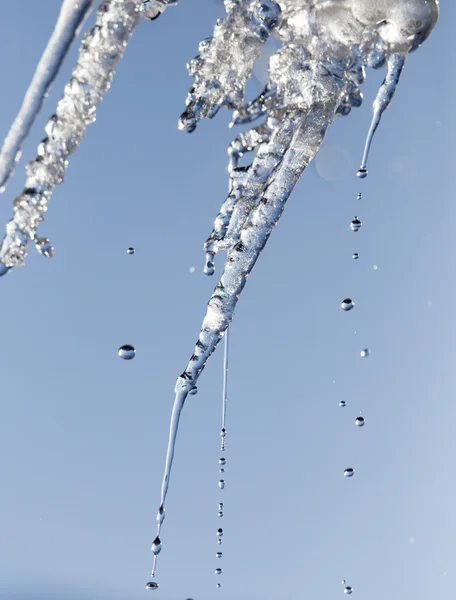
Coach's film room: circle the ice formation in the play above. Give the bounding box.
[0,0,439,585]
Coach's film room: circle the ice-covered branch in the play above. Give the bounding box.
[0,0,143,272]
[0,0,97,194]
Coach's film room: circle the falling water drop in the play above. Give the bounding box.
[344,468,354,478]
[341,298,355,312]
[35,237,54,258]
[356,168,368,179]
[216,583,221,588]
[341,580,346,585]
[215,568,222,575]
[219,457,226,466]
[344,586,353,595]
[339,400,346,408]
[216,552,222,558]
[218,503,223,510]
[217,528,223,538]
[118,344,136,360]
[218,480,225,489]
[151,536,162,555]
[218,511,223,517]
[350,217,362,232]
[352,253,359,260]
[360,348,370,358]
[219,468,225,473]
[373,264,378,271]
[355,416,365,427]
[357,192,362,200]
[145,582,159,590]
[127,247,135,255]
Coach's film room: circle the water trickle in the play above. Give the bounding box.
[341,298,355,312]
[344,468,354,478]
[151,536,162,555]
[350,217,362,232]
[127,247,135,255]
[339,400,346,408]
[118,344,136,360]
[218,480,225,489]
[35,237,54,258]
[215,568,222,575]
[355,416,365,427]
[145,582,159,590]
[352,253,359,260]
[156,506,165,525]
[344,586,353,595]
[360,348,370,358]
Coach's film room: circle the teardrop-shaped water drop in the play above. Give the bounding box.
[219,457,226,466]
[344,586,353,594]
[355,416,365,427]
[118,344,136,360]
[216,552,222,558]
[352,253,359,260]
[344,468,354,478]
[218,480,225,489]
[127,247,135,255]
[350,217,362,232]
[145,582,159,590]
[156,506,165,525]
[35,237,54,258]
[339,400,346,408]
[341,298,355,312]
[360,348,370,358]
[215,568,222,575]
[217,528,223,538]
[151,536,162,555]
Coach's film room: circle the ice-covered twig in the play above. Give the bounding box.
[0,0,97,194]
[0,0,143,271]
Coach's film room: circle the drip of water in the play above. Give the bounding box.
[350,217,362,232]
[344,586,353,595]
[127,247,135,255]
[218,480,225,489]
[216,552,222,558]
[118,344,136,360]
[360,348,370,358]
[339,401,346,408]
[344,468,354,478]
[35,238,54,258]
[352,253,359,260]
[145,582,159,590]
[341,299,355,312]
[355,416,365,427]
[357,54,406,178]
[215,568,222,575]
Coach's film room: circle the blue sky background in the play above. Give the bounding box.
[0,2,454,599]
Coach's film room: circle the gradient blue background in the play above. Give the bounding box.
[0,1,453,599]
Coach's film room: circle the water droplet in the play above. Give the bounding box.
[373,264,378,271]
[189,386,198,395]
[339,400,346,408]
[127,247,135,255]
[341,580,346,585]
[218,480,225,489]
[217,539,222,545]
[217,528,223,537]
[219,468,225,473]
[118,344,136,360]
[344,586,353,594]
[355,416,365,427]
[215,568,222,575]
[350,217,362,232]
[218,503,223,510]
[151,536,162,555]
[35,237,54,258]
[216,552,222,558]
[352,253,359,260]
[357,192,362,200]
[216,583,221,588]
[145,582,159,590]
[341,298,355,312]
[220,428,227,438]
[218,511,223,517]
[360,348,370,358]
[344,468,354,478]
[189,266,195,273]
[219,457,226,465]
[357,167,368,178]
[156,506,165,525]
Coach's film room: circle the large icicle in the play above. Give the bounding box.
[0,0,143,272]
[0,0,97,193]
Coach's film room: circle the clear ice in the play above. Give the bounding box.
[0,0,439,587]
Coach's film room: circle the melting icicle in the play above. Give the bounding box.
[357,54,406,178]
[0,0,97,193]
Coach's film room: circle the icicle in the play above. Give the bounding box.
[0,0,97,194]
[357,53,406,179]
[0,0,143,271]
